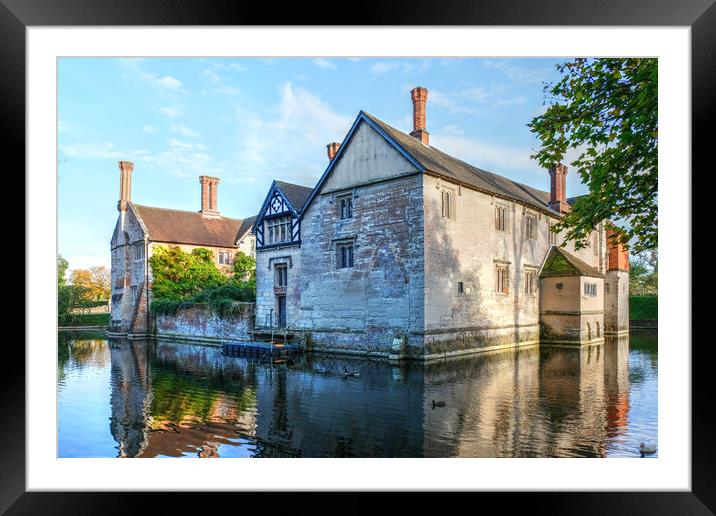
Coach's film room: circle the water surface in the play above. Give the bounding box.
[57,331,657,458]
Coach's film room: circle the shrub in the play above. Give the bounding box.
[149,245,256,318]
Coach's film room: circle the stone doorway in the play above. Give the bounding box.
[277,295,287,328]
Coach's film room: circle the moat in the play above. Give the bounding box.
[57,331,657,458]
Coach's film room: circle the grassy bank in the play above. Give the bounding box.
[59,312,110,327]
[630,295,657,320]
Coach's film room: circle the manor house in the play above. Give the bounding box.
[253,87,629,359]
[109,163,256,336]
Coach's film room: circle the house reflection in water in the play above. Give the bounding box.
[104,335,648,458]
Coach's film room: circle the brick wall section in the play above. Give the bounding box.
[606,227,629,271]
[548,164,570,214]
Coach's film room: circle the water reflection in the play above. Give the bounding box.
[57,332,657,458]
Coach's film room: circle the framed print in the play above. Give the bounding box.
[5,0,715,512]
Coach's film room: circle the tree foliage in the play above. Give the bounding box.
[58,255,69,287]
[232,251,256,290]
[529,58,657,253]
[149,246,256,316]
[629,249,658,295]
[149,246,225,300]
[71,266,110,301]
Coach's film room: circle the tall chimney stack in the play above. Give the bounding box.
[199,176,220,216]
[327,142,341,161]
[118,161,134,212]
[606,227,630,271]
[410,86,429,145]
[548,163,570,214]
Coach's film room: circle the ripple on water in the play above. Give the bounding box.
[57,333,658,458]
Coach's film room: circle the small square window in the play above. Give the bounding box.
[583,283,597,296]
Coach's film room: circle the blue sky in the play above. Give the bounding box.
[58,57,584,272]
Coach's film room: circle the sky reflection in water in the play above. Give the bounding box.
[57,331,657,458]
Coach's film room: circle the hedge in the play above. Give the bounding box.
[629,295,657,320]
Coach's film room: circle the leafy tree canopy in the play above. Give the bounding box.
[149,246,257,317]
[149,246,225,300]
[529,58,657,253]
[629,249,658,296]
[71,266,111,301]
[58,255,69,287]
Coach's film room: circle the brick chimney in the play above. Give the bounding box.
[548,163,570,214]
[410,86,429,145]
[199,176,220,216]
[606,227,630,271]
[117,161,134,212]
[327,142,341,161]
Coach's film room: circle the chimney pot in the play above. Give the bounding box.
[410,86,430,145]
[199,175,220,216]
[327,142,341,161]
[118,161,134,212]
[548,163,570,214]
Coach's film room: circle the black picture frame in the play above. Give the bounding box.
[5,0,714,513]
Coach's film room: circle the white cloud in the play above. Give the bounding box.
[370,60,430,75]
[429,85,529,115]
[483,60,551,85]
[154,75,183,91]
[160,106,183,119]
[205,60,247,72]
[59,141,147,161]
[430,132,535,176]
[231,82,352,185]
[118,59,186,92]
[215,86,241,96]
[203,69,222,83]
[140,138,222,178]
[313,58,337,70]
[170,124,201,138]
[370,61,400,75]
[142,125,158,134]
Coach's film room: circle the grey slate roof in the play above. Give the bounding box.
[363,112,559,214]
[540,246,604,278]
[131,203,254,248]
[275,180,314,212]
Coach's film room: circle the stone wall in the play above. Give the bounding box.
[154,303,254,345]
[604,270,629,334]
[298,174,425,356]
[540,276,605,344]
[255,245,302,328]
[110,205,148,333]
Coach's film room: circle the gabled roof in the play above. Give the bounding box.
[302,111,567,217]
[540,246,604,279]
[236,215,257,241]
[275,181,313,212]
[130,203,254,248]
